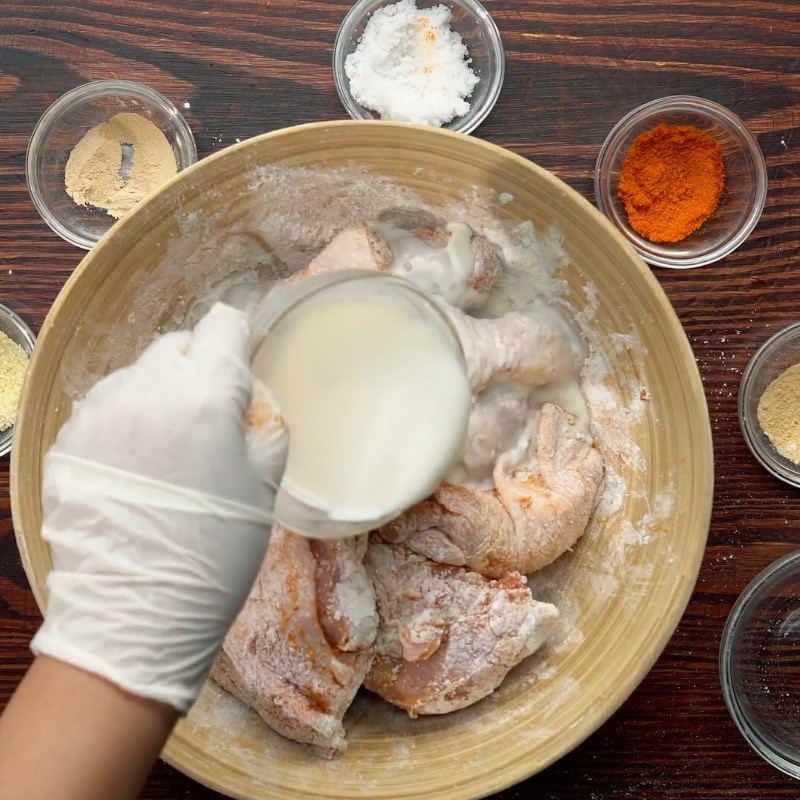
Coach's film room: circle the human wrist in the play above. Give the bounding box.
[0,656,178,800]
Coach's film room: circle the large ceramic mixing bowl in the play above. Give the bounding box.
[11,122,712,800]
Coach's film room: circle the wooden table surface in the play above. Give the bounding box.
[1,1,799,797]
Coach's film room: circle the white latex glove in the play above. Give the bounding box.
[31,303,287,713]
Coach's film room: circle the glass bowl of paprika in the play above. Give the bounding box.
[594,95,767,269]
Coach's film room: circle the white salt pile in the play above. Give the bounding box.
[344,0,479,127]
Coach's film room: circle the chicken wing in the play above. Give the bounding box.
[363,542,558,716]
[378,404,603,577]
[212,525,378,757]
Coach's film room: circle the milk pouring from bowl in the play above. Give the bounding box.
[250,271,472,538]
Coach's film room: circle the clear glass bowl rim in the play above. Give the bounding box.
[25,79,197,250]
[594,94,767,269]
[738,321,800,489]
[719,548,800,780]
[0,302,36,458]
[332,0,505,135]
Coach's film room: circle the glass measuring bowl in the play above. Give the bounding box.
[249,270,471,538]
[720,550,800,779]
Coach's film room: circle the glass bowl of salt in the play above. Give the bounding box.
[739,321,800,488]
[333,0,504,134]
[26,80,197,250]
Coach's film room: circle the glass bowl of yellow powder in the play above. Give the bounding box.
[0,303,35,459]
[739,321,800,487]
[26,80,197,250]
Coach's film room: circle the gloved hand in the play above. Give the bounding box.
[31,303,288,713]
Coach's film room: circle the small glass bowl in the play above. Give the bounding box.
[333,0,504,134]
[26,80,197,250]
[595,96,767,269]
[249,269,470,538]
[720,550,800,780]
[739,322,800,488]
[0,303,36,458]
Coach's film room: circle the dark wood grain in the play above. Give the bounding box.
[2,0,800,797]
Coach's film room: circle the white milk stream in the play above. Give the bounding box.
[251,277,472,536]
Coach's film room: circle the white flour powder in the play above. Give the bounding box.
[345,0,479,126]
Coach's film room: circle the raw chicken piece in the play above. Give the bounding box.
[302,222,393,277]
[448,310,583,392]
[310,536,379,653]
[379,404,604,577]
[212,525,378,757]
[271,223,392,294]
[284,219,504,311]
[447,383,532,489]
[364,542,558,716]
[376,206,443,232]
[493,403,605,572]
[378,484,518,577]
[402,223,504,310]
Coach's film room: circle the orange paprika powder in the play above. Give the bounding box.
[617,122,725,243]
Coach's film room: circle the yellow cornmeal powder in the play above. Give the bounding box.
[0,332,29,432]
[757,362,800,464]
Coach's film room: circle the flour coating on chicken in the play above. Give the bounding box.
[211,217,604,756]
[212,526,377,757]
[364,542,559,716]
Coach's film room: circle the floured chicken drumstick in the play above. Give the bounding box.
[378,404,603,577]
[212,525,378,757]
[448,310,582,392]
[364,542,558,716]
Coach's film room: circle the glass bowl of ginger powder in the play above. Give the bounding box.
[595,95,766,269]
[739,321,800,488]
[26,80,197,250]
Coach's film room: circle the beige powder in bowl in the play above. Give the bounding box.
[757,362,800,464]
[65,112,178,219]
